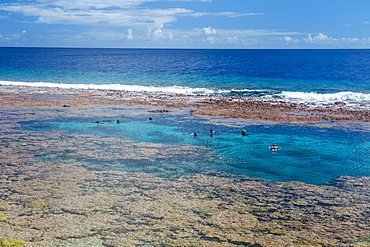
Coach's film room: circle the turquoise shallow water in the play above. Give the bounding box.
[21,112,370,185]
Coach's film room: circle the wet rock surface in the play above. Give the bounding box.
[0,85,369,123]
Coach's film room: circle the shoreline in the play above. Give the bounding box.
[1,84,369,123]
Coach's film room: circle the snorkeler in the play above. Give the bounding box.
[96,120,120,124]
[269,144,281,152]
[241,129,249,136]
[189,133,199,136]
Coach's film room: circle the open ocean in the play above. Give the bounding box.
[1,47,370,184]
[1,48,370,103]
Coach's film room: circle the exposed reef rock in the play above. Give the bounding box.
[0,85,369,122]
[0,87,369,246]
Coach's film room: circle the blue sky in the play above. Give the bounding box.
[0,0,370,48]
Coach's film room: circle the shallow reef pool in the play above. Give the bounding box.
[21,113,370,185]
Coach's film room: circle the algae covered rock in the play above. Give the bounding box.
[0,239,26,247]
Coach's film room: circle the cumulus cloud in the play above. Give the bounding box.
[276,33,370,48]
[152,24,165,39]
[140,27,305,47]
[202,27,217,35]
[305,33,331,41]
[127,28,134,40]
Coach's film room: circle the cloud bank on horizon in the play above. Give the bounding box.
[0,0,370,48]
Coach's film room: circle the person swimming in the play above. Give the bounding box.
[96,120,120,124]
[209,129,215,136]
[269,144,281,152]
[241,129,249,136]
[189,133,199,136]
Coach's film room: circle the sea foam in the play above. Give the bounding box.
[0,81,219,95]
[276,91,370,104]
[1,80,370,105]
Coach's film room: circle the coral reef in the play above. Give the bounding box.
[0,84,369,123]
[0,92,369,246]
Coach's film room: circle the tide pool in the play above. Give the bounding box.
[21,112,370,185]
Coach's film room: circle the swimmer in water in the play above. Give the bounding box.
[96,120,120,124]
[241,129,249,136]
[209,129,215,136]
[269,144,281,152]
[189,133,199,136]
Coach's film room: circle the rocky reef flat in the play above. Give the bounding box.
[0,86,369,247]
[0,84,369,123]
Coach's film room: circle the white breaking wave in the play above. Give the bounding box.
[1,80,370,104]
[275,91,370,103]
[0,81,222,95]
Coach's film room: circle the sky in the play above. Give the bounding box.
[0,0,370,48]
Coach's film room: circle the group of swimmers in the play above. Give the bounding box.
[189,129,215,136]
[190,128,281,152]
[96,118,281,152]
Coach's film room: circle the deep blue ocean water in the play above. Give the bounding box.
[1,47,369,184]
[1,48,370,102]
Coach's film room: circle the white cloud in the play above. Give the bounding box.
[127,28,134,40]
[291,33,370,48]
[203,36,217,44]
[5,26,370,48]
[0,30,27,42]
[153,25,164,39]
[2,0,370,48]
[202,27,217,35]
[0,0,256,29]
[143,24,174,41]
[189,11,263,18]
[303,33,341,44]
[0,4,193,28]
[283,36,293,41]
[0,0,267,47]
[21,0,210,10]
[305,33,330,41]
